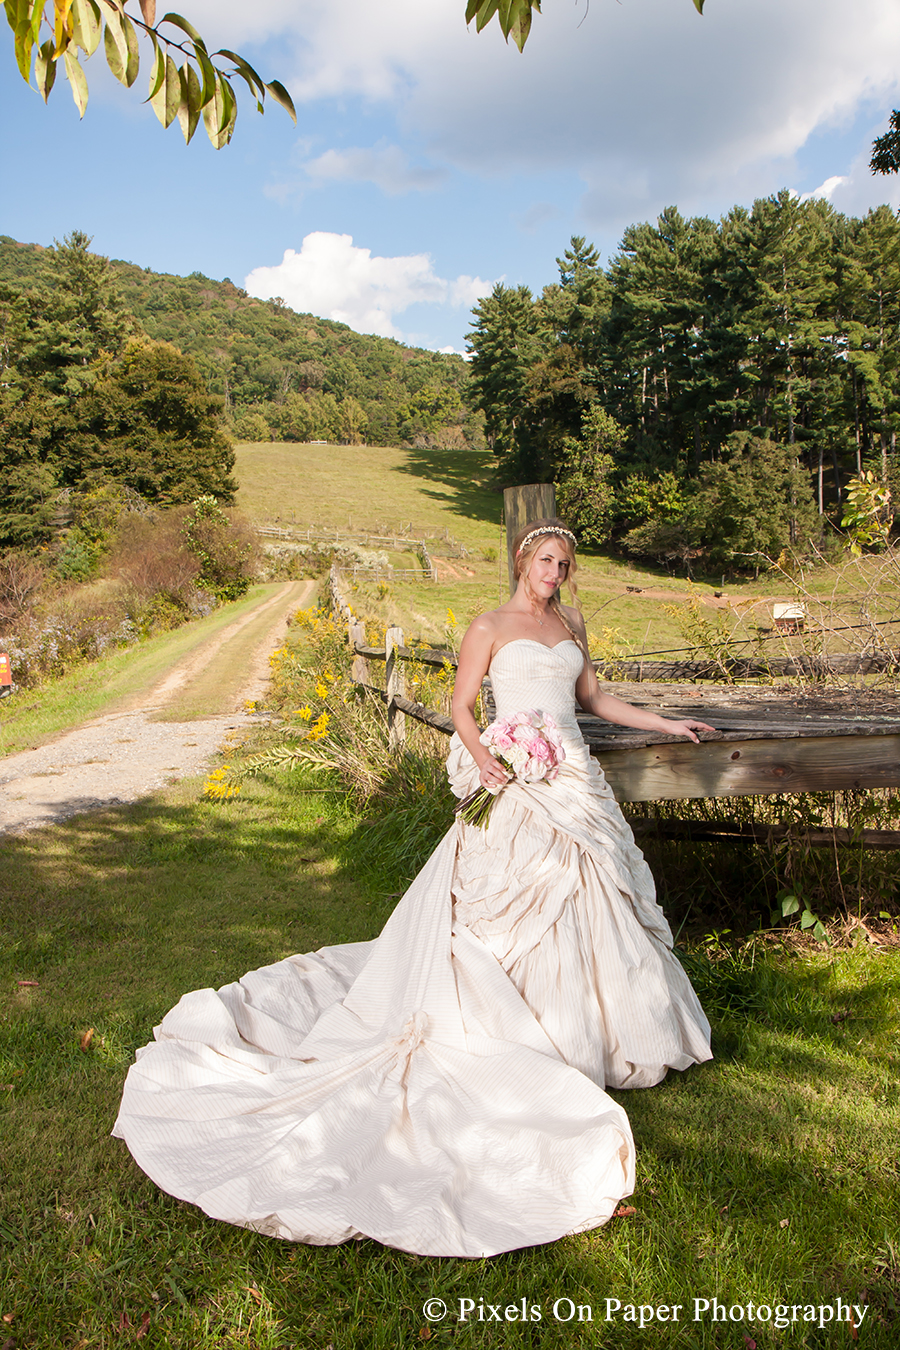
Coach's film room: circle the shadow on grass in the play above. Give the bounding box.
[396,447,503,534]
[2,783,899,1347]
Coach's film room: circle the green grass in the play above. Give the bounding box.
[234,442,502,552]
[234,441,900,662]
[2,757,898,1348]
[0,585,288,756]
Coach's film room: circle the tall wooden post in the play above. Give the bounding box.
[350,619,369,685]
[385,625,406,749]
[503,484,556,596]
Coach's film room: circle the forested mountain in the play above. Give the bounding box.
[0,233,238,549]
[468,193,900,567]
[0,235,479,451]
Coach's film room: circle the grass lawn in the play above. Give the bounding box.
[234,441,900,662]
[2,759,898,1348]
[233,443,501,553]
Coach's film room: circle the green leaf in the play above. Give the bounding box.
[64,46,89,116]
[35,36,57,101]
[13,16,35,81]
[122,9,140,86]
[146,33,164,100]
[214,49,265,98]
[472,0,499,34]
[693,0,705,11]
[202,72,230,149]
[508,0,535,52]
[150,50,180,127]
[194,42,216,107]
[780,893,800,917]
[264,78,296,124]
[159,10,204,44]
[177,61,201,144]
[103,4,128,84]
[800,908,817,930]
[71,0,102,56]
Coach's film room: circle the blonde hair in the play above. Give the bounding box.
[512,517,588,659]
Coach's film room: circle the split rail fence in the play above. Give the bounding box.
[326,566,900,846]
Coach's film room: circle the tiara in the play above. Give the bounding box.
[516,525,577,554]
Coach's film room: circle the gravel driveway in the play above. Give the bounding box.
[0,579,313,834]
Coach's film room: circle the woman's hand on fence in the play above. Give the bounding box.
[662,718,716,744]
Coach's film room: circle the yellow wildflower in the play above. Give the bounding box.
[315,681,329,698]
[295,706,312,721]
[447,608,457,627]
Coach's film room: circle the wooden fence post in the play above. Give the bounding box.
[385,625,406,748]
[503,484,556,596]
[350,619,369,684]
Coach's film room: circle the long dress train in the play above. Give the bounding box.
[113,639,712,1258]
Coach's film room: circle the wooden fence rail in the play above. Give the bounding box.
[324,567,900,831]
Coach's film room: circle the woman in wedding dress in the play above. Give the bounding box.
[114,518,713,1259]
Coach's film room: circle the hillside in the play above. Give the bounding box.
[0,235,480,449]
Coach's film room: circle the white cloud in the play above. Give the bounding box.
[187,0,900,242]
[244,232,493,340]
[304,143,446,195]
[800,175,850,203]
[808,148,900,217]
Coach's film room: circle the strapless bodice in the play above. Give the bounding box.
[488,639,587,769]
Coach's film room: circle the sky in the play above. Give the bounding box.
[3,0,900,352]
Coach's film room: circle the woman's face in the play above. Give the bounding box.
[526,537,571,598]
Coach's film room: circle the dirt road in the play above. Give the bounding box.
[0,579,314,834]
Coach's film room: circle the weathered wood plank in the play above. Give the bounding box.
[595,733,900,802]
[392,696,455,735]
[354,644,459,668]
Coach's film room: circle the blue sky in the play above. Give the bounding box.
[3,0,900,352]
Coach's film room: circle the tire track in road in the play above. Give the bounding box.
[0,579,314,834]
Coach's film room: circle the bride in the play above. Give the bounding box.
[113,518,713,1259]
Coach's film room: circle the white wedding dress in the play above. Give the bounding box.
[113,639,712,1258]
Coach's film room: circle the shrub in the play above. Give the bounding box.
[232,408,272,443]
[112,513,202,630]
[0,550,46,632]
[181,496,259,602]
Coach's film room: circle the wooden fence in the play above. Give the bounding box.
[324,567,900,845]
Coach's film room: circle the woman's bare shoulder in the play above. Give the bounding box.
[464,610,502,639]
[559,602,587,631]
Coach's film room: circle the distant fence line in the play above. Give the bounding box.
[259,521,468,560]
[263,527,437,582]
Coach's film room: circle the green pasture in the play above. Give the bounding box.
[233,442,501,552]
[236,441,900,659]
[1,758,898,1348]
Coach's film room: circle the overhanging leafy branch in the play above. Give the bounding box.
[3,0,296,148]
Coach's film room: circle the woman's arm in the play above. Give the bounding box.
[570,611,715,744]
[451,617,511,789]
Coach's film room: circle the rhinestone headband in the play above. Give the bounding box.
[516,525,577,555]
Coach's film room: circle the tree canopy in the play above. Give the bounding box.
[467,196,900,569]
[0,232,237,548]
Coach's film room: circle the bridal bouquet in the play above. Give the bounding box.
[455,710,566,828]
